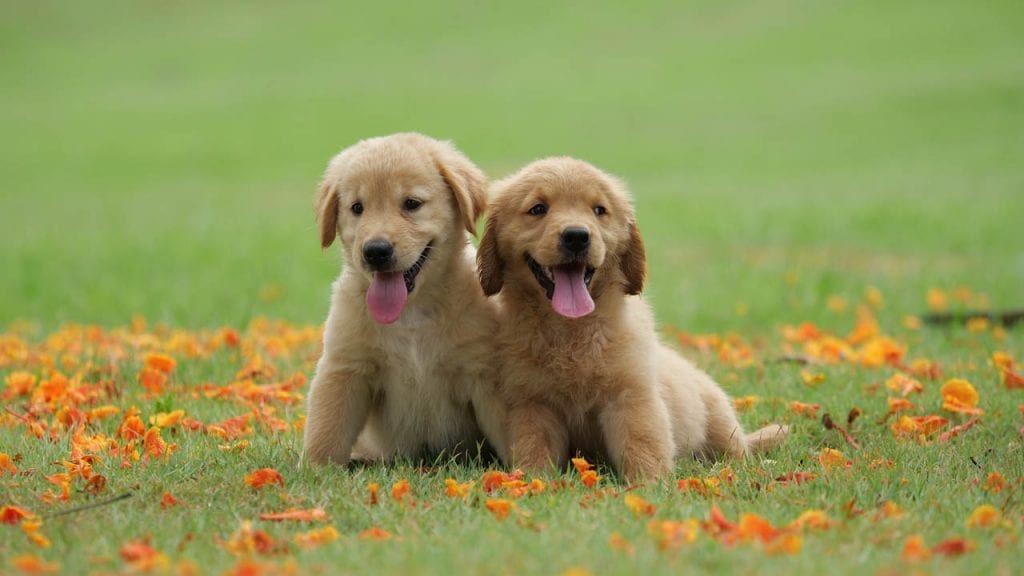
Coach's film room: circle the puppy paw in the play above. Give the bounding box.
[622,456,673,482]
[620,442,674,482]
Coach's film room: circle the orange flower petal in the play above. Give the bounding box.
[1,505,34,525]
[358,527,393,541]
[580,469,600,488]
[818,448,849,470]
[789,510,831,531]
[485,498,515,521]
[390,479,411,502]
[159,492,180,509]
[608,531,635,555]
[258,508,328,522]
[293,525,338,549]
[647,519,699,550]
[932,537,974,557]
[623,494,655,517]
[737,513,780,543]
[764,533,802,555]
[940,379,982,414]
[244,468,284,489]
[144,353,177,374]
[571,457,593,474]
[966,505,1002,528]
[10,554,60,574]
[789,401,821,417]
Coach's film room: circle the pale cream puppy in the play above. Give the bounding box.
[303,133,505,466]
[477,157,787,480]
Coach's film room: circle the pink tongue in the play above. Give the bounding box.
[551,265,595,318]
[366,272,408,324]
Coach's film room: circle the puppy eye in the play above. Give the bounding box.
[351,202,364,215]
[403,198,423,211]
[593,206,608,216]
[527,203,548,216]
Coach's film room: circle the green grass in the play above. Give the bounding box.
[2,0,1023,574]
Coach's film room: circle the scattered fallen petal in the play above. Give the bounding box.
[486,498,515,521]
[244,468,284,489]
[623,494,655,517]
[10,554,60,574]
[259,508,328,522]
[293,525,338,549]
[358,527,393,541]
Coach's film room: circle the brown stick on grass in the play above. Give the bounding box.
[921,310,1024,328]
[823,413,860,449]
[41,492,133,520]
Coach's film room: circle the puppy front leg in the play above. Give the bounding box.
[600,387,675,482]
[471,386,511,464]
[507,403,568,473]
[302,367,371,467]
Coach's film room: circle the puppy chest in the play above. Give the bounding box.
[370,337,479,443]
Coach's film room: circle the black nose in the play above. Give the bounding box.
[362,239,395,269]
[560,227,590,255]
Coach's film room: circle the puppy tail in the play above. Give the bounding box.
[745,423,790,453]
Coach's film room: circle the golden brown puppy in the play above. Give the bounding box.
[303,133,505,467]
[478,157,787,480]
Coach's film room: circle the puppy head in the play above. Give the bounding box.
[478,157,645,319]
[316,133,486,324]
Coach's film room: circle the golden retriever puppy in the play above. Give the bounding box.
[478,157,787,480]
[302,133,505,467]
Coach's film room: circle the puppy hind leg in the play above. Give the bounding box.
[600,390,675,481]
[699,385,750,459]
[746,424,790,453]
[507,404,569,473]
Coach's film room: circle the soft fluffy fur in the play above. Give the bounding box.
[478,157,787,480]
[302,133,505,466]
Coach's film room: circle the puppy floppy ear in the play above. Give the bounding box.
[433,144,487,236]
[477,213,505,295]
[316,180,339,249]
[620,221,646,295]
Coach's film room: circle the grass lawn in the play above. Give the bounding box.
[2,0,1023,574]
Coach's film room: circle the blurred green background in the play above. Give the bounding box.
[2,0,1022,331]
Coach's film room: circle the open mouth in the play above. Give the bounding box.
[525,254,596,319]
[403,243,432,293]
[366,242,432,325]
